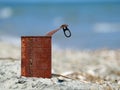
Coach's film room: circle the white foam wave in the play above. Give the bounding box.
[0,35,62,49]
[52,43,61,50]
[93,23,120,33]
[0,35,20,46]
[0,7,13,19]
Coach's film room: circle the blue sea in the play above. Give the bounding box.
[0,2,120,50]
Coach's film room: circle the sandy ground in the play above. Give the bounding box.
[0,42,120,90]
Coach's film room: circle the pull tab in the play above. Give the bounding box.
[46,24,71,37]
[63,26,71,38]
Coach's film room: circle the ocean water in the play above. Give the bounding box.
[0,2,120,49]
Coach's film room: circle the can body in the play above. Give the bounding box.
[21,36,51,78]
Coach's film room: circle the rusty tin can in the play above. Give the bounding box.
[21,36,51,78]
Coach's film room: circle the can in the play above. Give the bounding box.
[21,24,71,78]
[21,36,51,78]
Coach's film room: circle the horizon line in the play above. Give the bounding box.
[0,1,120,4]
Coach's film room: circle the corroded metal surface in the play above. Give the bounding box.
[21,36,51,78]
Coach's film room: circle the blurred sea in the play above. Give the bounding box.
[0,2,120,50]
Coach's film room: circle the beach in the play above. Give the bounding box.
[0,41,120,90]
[0,1,120,90]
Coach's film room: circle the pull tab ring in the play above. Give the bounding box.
[63,27,71,38]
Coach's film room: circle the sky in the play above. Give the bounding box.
[0,0,120,3]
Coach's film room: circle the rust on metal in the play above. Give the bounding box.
[21,36,51,78]
[21,24,71,78]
